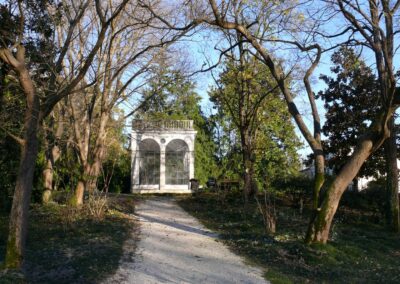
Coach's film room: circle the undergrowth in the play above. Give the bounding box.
[0,195,138,283]
[178,192,400,283]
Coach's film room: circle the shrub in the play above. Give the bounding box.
[271,175,313,206]
[86,191,108,220]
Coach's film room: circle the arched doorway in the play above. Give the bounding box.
[165,139,190,185]
[138,139,160,185]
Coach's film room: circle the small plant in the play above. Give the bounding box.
[255,188,277,234]
[86,191,108,220]
[66,205,79,220]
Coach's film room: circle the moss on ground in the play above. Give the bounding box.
[178,192,400,283]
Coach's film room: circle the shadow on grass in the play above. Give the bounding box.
[0,198,138,284]
[178,192,400,284]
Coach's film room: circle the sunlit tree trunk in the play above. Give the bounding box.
[313,153,325,210]
[305,113,390,243]
[71,109,110,204]
[1,0,130,268]
[201,0,399,244]
[3,55,40,268]
[86,112,109,192]
[42,109,64,203]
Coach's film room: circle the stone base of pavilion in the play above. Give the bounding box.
[131,184,192,194]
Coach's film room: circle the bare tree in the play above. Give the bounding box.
[209,40,281,203]
[186,0,399,243]
[0,0,129,269]
[63,1,198,205]
[42,103,66,203]
[305,0,400,240]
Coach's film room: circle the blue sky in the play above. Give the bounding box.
[182,21,400,161]
[122,14,399,163]
[182,31,334,160]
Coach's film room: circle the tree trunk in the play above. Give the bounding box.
[243,167,251,204]
[313,153,325,210]
[305,134,380,243]
[242,143,255,203]
[305,153,326,241]
[71,161,93,206]
[72,180,85,206]
[87,112,109,193]
[72,161,100,206]
[5,68,40,269]
[384,117,399,232]
[86,160,101,193]
[42,108,64,203]
[42,143,62,203]
[42,158,53,203]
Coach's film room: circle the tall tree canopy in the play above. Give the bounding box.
[209,54,301,196]
[319,47,399,230]
[319,47,385,178]
[182,0,400,243]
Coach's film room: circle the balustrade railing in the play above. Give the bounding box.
[133,119,194,130]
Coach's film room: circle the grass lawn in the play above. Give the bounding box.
[178,192,400,284]
[0,194,138,283]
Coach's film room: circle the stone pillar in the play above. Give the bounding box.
[131,132,141,192]
[133,151,140,188]
[189,150,195,180]
[160,144,166,191]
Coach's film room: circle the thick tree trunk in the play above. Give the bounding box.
[70,107,110,202]
[384,118,399,232]
[86,160,102,193]
[313,153,325,210]
[42,158,53,203]
[42,145,62,203]
[243,167,252,204]
[5,68,40,269]
[86,112,109,193]
[72,160,102,206]
[71,162,92,206]
[73,180,85,206]
[305,135,378,243]
[305,153,326,240]
[242,142,255,203]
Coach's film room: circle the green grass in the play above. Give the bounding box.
[178,192,400,283]
[0,195,138,283]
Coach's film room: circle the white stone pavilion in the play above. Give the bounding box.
[131,119,197,193]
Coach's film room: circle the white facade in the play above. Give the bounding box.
[131,120,197,194]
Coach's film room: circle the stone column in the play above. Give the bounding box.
[160,143,166,191]
[131,132,141,192]
[189,150,195,180]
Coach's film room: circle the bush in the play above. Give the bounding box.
[0,136,20,213]
[86,192,108,220]
[98,154,130,194]
[341,178,386,214]
[272,175,313,205]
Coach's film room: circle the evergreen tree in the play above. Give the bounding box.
[209,54,301,196]
[318,47,388,178]
[138,68,218,185]
[319,47,399,230]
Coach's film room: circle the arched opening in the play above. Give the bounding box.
[138,139,160,185]
[166,139,190,185]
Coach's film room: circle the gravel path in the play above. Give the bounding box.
[105,196,268,284]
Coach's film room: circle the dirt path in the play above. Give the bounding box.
[105,196,268,284]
